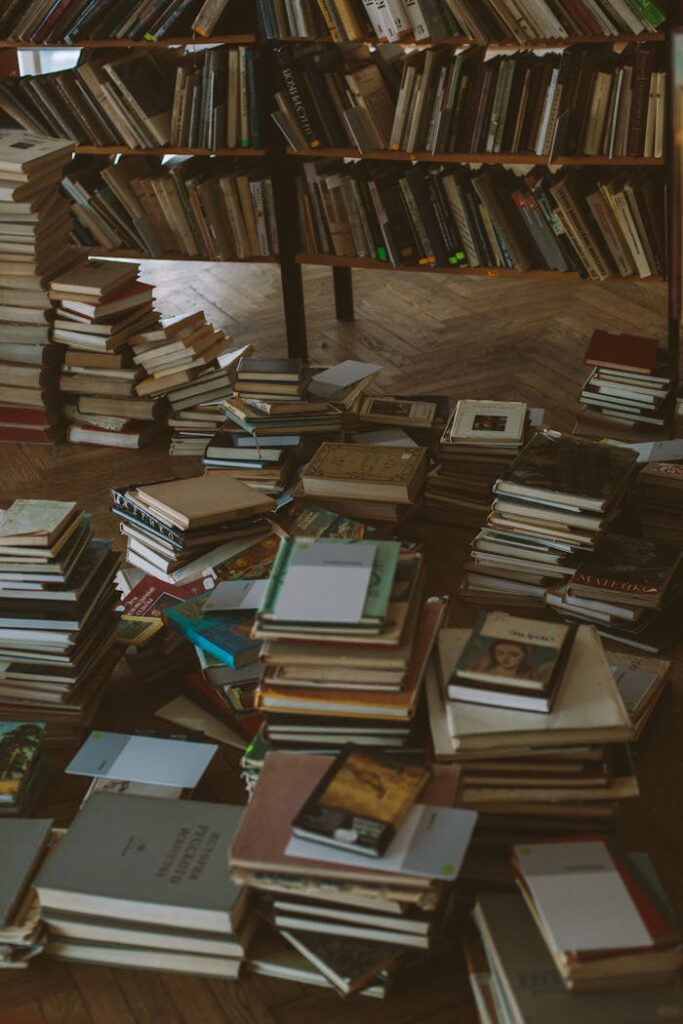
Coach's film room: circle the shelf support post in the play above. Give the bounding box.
[332,266,354,321]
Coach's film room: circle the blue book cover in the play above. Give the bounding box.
[165,594,260,668]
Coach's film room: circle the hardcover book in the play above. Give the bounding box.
[498,430,638,510]
[569,534,683,604]
[0,722,46,808]
[446,399,527,445]
[0,499,78,548]
[165,592,261,669]
[584,330,660,375]
[359,397,437,429]
[303,443,429,503]
[0,817,52,928]
[34,794,247,933]
[292,746,430,857]
[451,611,572,692]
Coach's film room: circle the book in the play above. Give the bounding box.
[359,397,437,429]
[0,818,52,928]
[0,499,78,548]
[292,746,430,857]
[447,400,527,446]
[584,330,661,375]
[66,732,218,790]
[302,443,429,504]
[472,893,683,1024]
[35,794,248,933]
[132,475,274,530]
[448,612,573,711]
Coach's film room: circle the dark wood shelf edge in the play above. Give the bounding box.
[285,148,664,167]
[0,35,258,48]
[296,254,665,283]
[83,249,279,264]
[264,31,665,47]
[73,146,266,156]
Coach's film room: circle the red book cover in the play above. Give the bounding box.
[122,575,212,619]
[584,330,660,374]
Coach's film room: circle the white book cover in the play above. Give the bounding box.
[66,732,218,789]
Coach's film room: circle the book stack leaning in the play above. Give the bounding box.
[0,132,75,445]
[51,259,163,447]
[111,472,273,585]
[0,499,121,744]
[461,430,639,607]
[211,357,344,497]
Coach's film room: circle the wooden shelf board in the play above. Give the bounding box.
[0,35,257,48]
[73,146,265,156]
[285,147,664,167]
[265,31,664,47]
[296,253,665,283]
[84,248,278,264]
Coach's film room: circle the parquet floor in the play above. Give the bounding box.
[0,264,678,1024]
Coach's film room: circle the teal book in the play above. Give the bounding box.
[165,594,260,668]
[257,538,400,629]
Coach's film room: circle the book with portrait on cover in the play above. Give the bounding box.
[292,746,430,857]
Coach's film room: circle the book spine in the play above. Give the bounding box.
[627,46,655,157]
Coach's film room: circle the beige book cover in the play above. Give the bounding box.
[134,473,273,528]
[304,443,428,486]
[0,499,77,547]
[50,260,138,299]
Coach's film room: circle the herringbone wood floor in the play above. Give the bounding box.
[0,264,678,1024]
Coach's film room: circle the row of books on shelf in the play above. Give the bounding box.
[0,45,264,151]
[273,41,664,159]
[0,0,240,43]
[259,0,665,42]
[65,156,279,260]
[297,161,664,278]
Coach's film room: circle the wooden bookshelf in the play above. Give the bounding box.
[0,35,258,48]
[73,146,266,157]
[296,253,665,283]
[84,248,279,264]
[285,147,664,167]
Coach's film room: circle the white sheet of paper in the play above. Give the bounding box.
[273,564,372,623]
[204,579,268,613]
[66,732,218,789]
[606,439,683,464]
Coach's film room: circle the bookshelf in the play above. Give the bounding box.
[263,6,680,384]
[0,2,679,369]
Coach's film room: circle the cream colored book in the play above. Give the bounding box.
[0,499,78,548]
[440,625,632,754]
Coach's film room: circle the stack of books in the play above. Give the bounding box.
[0,721,48,817]
[427,620,637,878]
[608,651,671,740]
[0,45,263,151]
[640,462,683,544]
[252,537,442,754]
[576,330,675,438]
[546,533,683,653]
[212,357,344,493]
[297,161,664,280]
[35,793,254,977]
[424,400,530,528]
[66,156,279,262]
[0,0,241,43]
[129,311,235,410]
[230,749,477,997]
[1,818,53,969]
[0,133,75,445]
[512,838,683,989]
[461,430,639,607]
[169,344,252,457]
[111,473,274,585]
[467,883,683,1024]
[51,259,164,448]
[0,499,121,744]
[299,442,429,525]
[445,612,575,715]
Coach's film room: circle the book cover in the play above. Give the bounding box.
[0,817,52,928]
[584,330,660,375]
[446,399,527,444]
[570,534,683,600]
[451,612,571,692]
[292,746,429,857]
[0,499,77,547]
[0,722,46,805]
[165,592,260,669]
[304,443,428,487]
[34,794,246,932]
[499,430,638,507]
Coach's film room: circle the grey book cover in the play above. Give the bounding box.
[0,818,52,927]
[475,894,683,1024]
[35,794,244,931]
